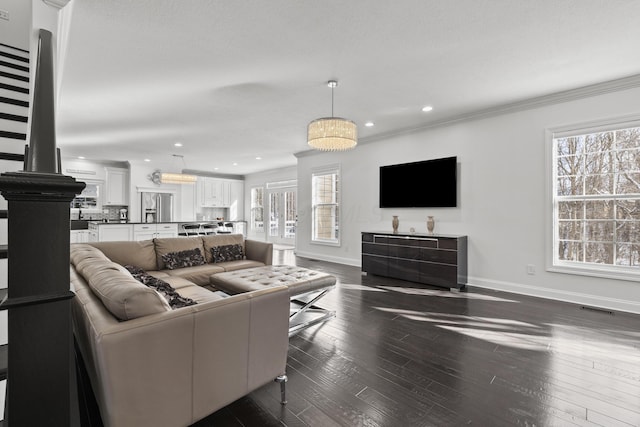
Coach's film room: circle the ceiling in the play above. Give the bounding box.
[57,0,640,175]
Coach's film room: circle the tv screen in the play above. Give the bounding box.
[379,156,457,208]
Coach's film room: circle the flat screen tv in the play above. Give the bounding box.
[379,156,457,208]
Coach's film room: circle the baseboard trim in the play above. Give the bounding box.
[294,250,361,267]
[468,276,640,315]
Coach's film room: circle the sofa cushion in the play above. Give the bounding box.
[89,240,158,271]
[161,264,225,286]
[77,259,171,321]
[70,244,110,267]
[125,265,197,309]
[169,283,227,304]
[201,234,245,263]
[161,248,206,270]
[154,237,206,270]
[217,259,266,272]
[211,244,244,263]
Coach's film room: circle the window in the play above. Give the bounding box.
[550,119,640,280]
[250,187,264,232]
[312,166,340,245]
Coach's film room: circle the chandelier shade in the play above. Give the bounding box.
[307,117,358,151]
[307,80,357,151]
[150,171,197,185]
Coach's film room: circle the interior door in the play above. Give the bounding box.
[266,188,296,246]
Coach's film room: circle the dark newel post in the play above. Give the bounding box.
[26,30,58,174]
[0,29,85,426]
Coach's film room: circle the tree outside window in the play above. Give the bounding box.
[553,123,640,275]
[250,187,264,232]
[312,167,340,245]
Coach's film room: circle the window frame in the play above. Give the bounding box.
[311,164,341,247]
[546,115,640,282]
[249,186,265,234]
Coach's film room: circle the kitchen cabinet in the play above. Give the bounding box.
[104,167,128,206]
[198,177,231,207]
[228,180,244,220]
[99,224,133,242]
[70,230,90,243]
[133,223,178,241]
[88,223,133,242]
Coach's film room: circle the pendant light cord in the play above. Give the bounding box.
[331,84,334,117]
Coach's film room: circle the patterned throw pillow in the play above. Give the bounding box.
[161,248,205,270]
[124,265,197,309]
[211,244,244,263]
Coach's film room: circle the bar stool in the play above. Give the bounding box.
[201,223,218,235]
[217,221,231,234]
[182,224,201,236]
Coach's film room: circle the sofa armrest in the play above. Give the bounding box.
[190,284,289,421]
[245,239,273,265]
[76,283,289,427]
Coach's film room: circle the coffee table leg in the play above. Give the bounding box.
[275,374,288,404]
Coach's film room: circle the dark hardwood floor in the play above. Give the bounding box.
[192,249,640,426]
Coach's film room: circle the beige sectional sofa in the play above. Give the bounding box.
[70,234,290,427]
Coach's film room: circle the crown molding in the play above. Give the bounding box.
[358,73,640,145]
[42,0,72,9]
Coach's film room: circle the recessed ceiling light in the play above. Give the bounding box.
[255,157,262,160]
[174,142,183,147]
[78,156,85,159]
[144,158,151,162]
[422,106,433,112]
[232,162,238,166]
[365,122,374,127]
[214,167,219,170]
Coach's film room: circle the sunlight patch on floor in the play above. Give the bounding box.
[438,325,550,351]
[340,283,388,292]
[378,286,519,303]
[372,307,540,329]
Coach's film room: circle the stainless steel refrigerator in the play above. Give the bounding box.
[141,192,173,223]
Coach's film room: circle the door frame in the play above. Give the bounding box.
[265,182,297,246]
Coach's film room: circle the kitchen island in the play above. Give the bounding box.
[79,220,247,242]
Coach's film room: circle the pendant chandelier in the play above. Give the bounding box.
[149,154,197,184]
[307,80,357,151]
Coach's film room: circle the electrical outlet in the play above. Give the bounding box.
[526,264,536,275]
[0,9,9,21]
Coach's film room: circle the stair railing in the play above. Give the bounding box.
[0,29,85,426]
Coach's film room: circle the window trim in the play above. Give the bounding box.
[249,186,265,234]
[311,164,341,247]
[546,115,640,282]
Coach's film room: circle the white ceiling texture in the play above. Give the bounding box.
[57,0,640,175]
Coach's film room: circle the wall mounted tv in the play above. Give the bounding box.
[379,156,457,208]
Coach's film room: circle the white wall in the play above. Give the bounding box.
[296,85,640,314]
[244,166,297,241]
[0,0,31,49]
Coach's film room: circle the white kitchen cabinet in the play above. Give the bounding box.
[133,223,178,241]
[156,223,178,238]
[98,224,133,242]
[133,224,156,241]
[70,230,90,243]
[104,167,129,206]
[228,180,244,220]
[199,177,231,207]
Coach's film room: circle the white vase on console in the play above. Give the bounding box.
[427,216,435,234]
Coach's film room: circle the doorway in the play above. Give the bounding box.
[266,188,296,246]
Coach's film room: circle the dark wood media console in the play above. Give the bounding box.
[361,231,467,290]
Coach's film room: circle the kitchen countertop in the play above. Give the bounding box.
[86,220,246,225]
[72,220,246,230]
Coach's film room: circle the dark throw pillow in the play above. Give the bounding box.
[211,244,244,263]
[124,265,197,309]
[161,248,206,270]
